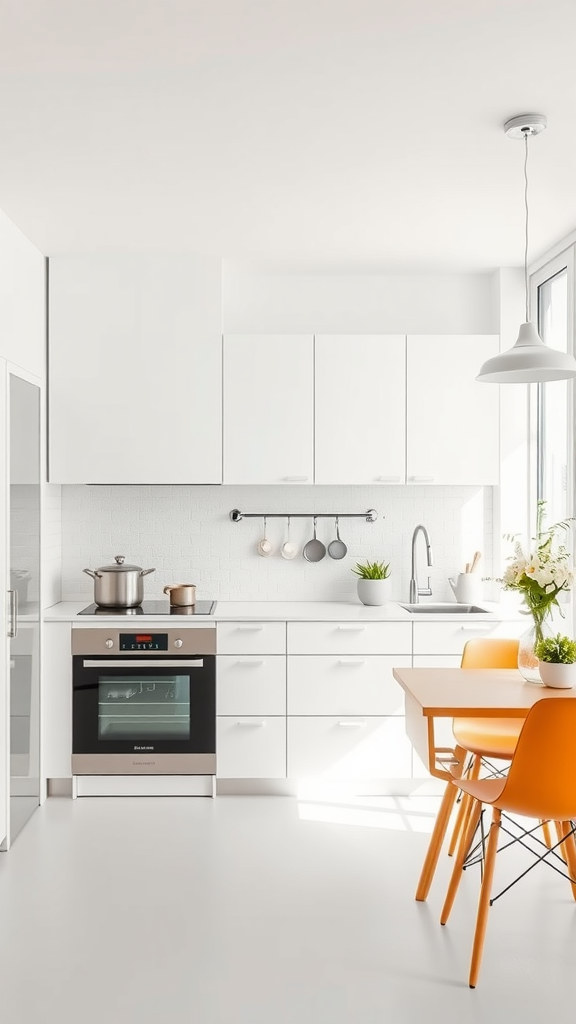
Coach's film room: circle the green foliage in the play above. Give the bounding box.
[534,633,576,665]
[351,560,391,580]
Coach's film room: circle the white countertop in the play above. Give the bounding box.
[44,599,520,623]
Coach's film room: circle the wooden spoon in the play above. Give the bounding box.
[470,551,482,573]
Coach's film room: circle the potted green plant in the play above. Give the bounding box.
[534,633,576,688]
[351,560,391,606]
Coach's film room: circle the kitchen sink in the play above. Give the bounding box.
[398,603,491,614]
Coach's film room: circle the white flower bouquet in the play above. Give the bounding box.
[495,501,574,642]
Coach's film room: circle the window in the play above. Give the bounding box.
[531,249,574,526]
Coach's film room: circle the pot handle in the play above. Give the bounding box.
[140,568,156,577]
[83,568,102,579]
[163,585,174,595]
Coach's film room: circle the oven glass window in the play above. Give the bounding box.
[97,675,191,741]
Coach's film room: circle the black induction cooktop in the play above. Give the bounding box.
[78,600,216,616]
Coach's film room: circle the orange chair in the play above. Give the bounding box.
[440,697,576,988]
[415,638,522,901]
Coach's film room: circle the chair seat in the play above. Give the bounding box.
[452,716,522,759]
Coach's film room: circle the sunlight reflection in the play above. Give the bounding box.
[297,793,442,832]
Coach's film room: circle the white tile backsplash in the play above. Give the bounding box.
[60,485,494,605]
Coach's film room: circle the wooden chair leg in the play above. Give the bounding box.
[447,754,481,857]
[415,779,459,901]
[558,821,576,901]
[440,797,482,925]
[469,808,501,989]
[540,820,553,848]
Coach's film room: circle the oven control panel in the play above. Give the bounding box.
[72,627,216,656]
[119,633,169,651]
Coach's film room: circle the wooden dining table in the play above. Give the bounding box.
[392,666,576,901]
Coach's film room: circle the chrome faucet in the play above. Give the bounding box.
[409,525,433,603]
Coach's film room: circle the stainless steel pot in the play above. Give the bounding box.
[163,584,196,607]
[83,555,155,608]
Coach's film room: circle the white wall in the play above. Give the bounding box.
[223,263,499,334]
[0,209,45,376]
[60,483,493,605]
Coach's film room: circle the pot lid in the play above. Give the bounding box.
[97,555,144,573]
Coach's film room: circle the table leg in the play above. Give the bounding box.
[415,743,466,902]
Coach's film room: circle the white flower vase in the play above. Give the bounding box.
[538,662,576,688]
[357,578,391,606]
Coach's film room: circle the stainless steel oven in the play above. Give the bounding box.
[72,627,216,775]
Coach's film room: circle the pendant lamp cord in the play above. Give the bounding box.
[523,129,529,322]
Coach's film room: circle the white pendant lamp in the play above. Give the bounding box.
[477,113,576,384]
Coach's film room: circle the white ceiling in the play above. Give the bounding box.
[1,0,575,269]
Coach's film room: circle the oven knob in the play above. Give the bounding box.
[105,638,114,649]
[174,638,183,648]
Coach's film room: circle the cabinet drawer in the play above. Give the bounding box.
[287,655,409,715]
[217,656,286,715]
[217,717,286,778]
[287,621,411,655]
[412,620,523,656]
[217,621,286,655]
[287,716,412,779]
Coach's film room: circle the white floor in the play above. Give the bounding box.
[0,794,574,1023]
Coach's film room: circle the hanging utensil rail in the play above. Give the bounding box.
[230,509,378,523]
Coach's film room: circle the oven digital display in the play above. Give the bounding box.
[119,633,169,651]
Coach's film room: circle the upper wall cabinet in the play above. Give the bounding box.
[315,335,406,485]
[48,256,222,484]
[406,335,500,486]
[0,211,45,379]
[223,334,314,484]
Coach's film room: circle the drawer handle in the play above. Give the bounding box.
[336,625,366,632]
[283,475,309,482]
[338,720,367,728]
[236,720,266,727]
[237,626,265,632]
[236,659,265,666]
[408,476,435,483]
[375,476,402,482]
[338,658,366,666]
[460,625,493,632]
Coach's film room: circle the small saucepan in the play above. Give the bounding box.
[302,517,326,562]
[163,584,197,607]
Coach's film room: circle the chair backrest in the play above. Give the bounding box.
[495,698,576,820]
[460,638,519,669]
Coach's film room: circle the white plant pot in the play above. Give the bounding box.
[357,578,391,607]
[538,661,576,689]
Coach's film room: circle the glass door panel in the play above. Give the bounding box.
[8,373,41,845]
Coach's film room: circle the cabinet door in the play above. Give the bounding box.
[49,256,222,483]
[406,335,500,485]
[315,335,406,484]
[217,717,286,778]
[223,335,313,484]
[287,717,412,779]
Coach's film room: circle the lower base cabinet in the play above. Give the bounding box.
[287,716,412,779]
[216,718,286,778]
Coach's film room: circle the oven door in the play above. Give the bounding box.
[72,655,215,775]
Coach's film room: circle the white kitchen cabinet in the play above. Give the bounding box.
[217,656,286,716]
[412,619,524,657]
[217,718,286,778]
[223,334,314,484]
[0,360,6,845]
[217,621,286,655]
[287,620,412,782]
[287,717,412,779]
[314,335,406,484]
[287,656,408,716]
[42,622,73,780]
[287,621,410,655]
[406,335,500,485]
[0,211,45,377]
[48,255,222,484]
